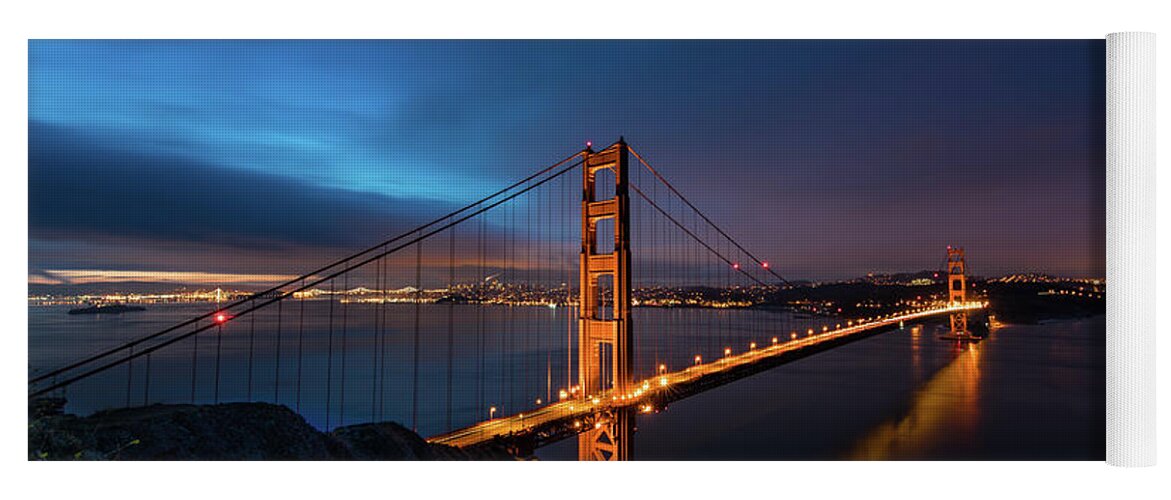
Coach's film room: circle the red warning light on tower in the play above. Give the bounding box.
[761,261,770,269]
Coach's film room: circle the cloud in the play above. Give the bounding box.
[27,121,579,285]
[29,121,454,252]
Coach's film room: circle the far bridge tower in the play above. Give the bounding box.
[944,246,973,340]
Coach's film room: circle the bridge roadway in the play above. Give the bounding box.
[428,302,986,450]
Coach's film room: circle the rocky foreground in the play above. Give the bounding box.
[28,399,515,460]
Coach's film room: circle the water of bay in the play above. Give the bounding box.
[27,303,1103,460]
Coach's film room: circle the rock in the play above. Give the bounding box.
[331,422,443,460]
[329,422,515,460]
[29,401,339,460]
[29,397,66,419]
[28,399,516,460]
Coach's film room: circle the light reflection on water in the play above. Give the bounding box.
[847,339,982,459]
[846,317,1105,460]
[537,315,1103,460]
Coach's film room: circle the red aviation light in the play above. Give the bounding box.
[214,312,230,324]
[732,262,740,270]
[761,262,770,269]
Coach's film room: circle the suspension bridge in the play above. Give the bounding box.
[28,139,985,460]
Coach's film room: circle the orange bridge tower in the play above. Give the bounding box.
[577,139,634,461]
[945,246,971,339]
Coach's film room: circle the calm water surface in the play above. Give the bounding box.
[28,304,1103,460]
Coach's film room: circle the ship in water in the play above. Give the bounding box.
[67,303,146,315]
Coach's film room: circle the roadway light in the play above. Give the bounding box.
[489,406,497,420]
[695,355,703,365]
[772,337,779,344]
[724,347,732,357]
[749,342,756,350]
[659,364,667,374]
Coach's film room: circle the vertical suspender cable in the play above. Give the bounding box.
[447,224,455,432]
[247,298,255,401]
[275,295,283,402]
[340,271,349,427]
[506,203,513,411]
[540,188,545,399]
[213,288,223,403]
[190,325,198,403]
[142,353,151,406]
[651,174,659,372]
[564,169,571,393]
[371,253,383,422]
[379,251,389,421]
[214,322,222,403]
[326,277,335,430]
[543,177,550,405]
[125,345,134,408]
[296,278,305,412]
[412,232,422,432]
[477,213,484,416]
[529,195,534,403]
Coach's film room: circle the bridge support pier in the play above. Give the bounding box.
[578,409,633,461]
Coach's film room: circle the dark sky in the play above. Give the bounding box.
[28,40,1104,285]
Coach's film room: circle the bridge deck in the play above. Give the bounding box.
[428,303,985,449]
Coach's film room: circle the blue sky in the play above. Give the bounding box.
[28,40,1105,284]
